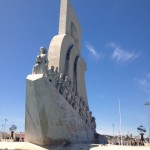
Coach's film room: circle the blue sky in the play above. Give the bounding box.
[0,0,150,137]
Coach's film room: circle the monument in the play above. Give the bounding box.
[25,0,96,146]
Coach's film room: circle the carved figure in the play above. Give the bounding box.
[57,73,64,93]
[84,105,89,124]
[47,66,55,85]
[73,92,80,113]
[32,47,48,75]
[80,100,86,121]
[54,67,59,87]
[67,89,72,104]
[70,89,75,106]
[32,56,41,74]
[91,117,96,132]
[61,76,70,99]
[87,111,92,127]
[66,78,73,104]
[79,107,83,118]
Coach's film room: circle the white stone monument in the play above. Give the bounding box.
[25,0,96,146]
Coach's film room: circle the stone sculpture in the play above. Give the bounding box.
[54,67,59,86]
[57,73,64,92]
[32,47,48,75]
[73,92,80,113]
[61,76,68,98]
[87,111,92,127]
[25,0,97,146]
[47,66,55,85]
[91,117,96,132]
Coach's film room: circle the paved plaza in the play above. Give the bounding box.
[0,142,150,150]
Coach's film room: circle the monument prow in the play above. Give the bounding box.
[25,74,94,145]
[25,0,97,146]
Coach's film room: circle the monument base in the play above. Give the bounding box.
[25,74,94,146]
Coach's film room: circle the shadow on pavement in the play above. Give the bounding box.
[43,144,99,150]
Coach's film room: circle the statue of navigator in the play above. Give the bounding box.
[32,47,48,75]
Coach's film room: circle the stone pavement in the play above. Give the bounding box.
[0,142,150,150]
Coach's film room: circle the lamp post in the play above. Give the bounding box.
[112,124,115,144]
[119,99,123,145]
[1,125,4,132]
[1,125,4,139]
[144,101,150,143]
[4,119,8,132]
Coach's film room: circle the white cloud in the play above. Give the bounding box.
[108,42,140,62]
[85,42,101,59]
[135,73,150,94]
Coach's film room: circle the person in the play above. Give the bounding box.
[11,131,14,139]
[134,139,137,146]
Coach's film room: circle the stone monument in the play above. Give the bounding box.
[25,0,96,146]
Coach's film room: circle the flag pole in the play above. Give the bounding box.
[119,99,123,145]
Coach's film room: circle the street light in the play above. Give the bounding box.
[1,125,4,139]
[112,124,115,137]
[112,124,115,144]
[4,119,8,132]
[1,125,4,132]
[119,99,123,145]
[144,101,150,143]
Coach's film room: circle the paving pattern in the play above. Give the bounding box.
[0,142,150,150]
